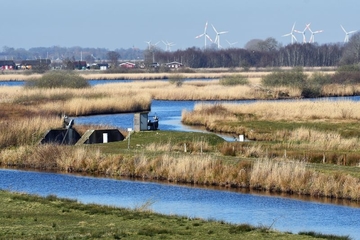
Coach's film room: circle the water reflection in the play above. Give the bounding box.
[0,169,359,239]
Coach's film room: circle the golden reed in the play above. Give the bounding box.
[1,146,359,201]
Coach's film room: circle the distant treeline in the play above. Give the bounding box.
[1,33,360,68]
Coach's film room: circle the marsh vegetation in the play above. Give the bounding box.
[1,68,360,202]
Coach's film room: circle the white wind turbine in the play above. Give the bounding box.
[226,40,238,48]
[294,23,311,43]
[282,22,298,44]
[195,21,213,49]
[162,40,175,51]
[145,40,159,50]
[341,25,357,43]
[212,24,228,49]
[308,25,323,43]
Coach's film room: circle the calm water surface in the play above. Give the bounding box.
[1,169,359,239]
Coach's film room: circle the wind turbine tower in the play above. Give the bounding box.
[282,23,297,44]
[226,40,238,48]
[308,25,323,43]
[144,40,159,50]
[294,23,311,43]
[162,40,175,51]
[341,25,357,43]
[212,24,228,49]
[195,21,213,49]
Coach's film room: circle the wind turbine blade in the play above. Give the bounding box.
[340,25,347,33]
[206,34,213,42]
[282,33,291,37]
[218,31,228,35]
[348,30,357,34]
[291,22,296,32]
[293,35,298,42]
[211,24,218,34]
[195,33,205,38]
[204,21,208,32]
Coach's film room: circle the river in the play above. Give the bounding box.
[0,169,359,239]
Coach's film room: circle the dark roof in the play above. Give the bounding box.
[21,59,51,65]
[0,60,16,66]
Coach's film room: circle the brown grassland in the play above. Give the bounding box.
[1,70,360,203]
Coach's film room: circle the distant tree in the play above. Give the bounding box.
[244,39,263,51]
[62,57,75,70]
[340,32,360,65]
[107,51,120,69]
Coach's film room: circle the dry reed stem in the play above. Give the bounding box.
[189,100,360,121]
[0,85,152,116]
[0,116,62,148]
[286,127,360,151]
[250,159,360,199]
[1,144,359,200]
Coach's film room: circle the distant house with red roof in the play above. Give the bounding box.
[119,62,136,69]
[0,60,16,70]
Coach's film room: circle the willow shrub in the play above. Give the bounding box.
[219,74,249,86]
[261,68,307,88]
[25,71,90,89]
[332,64,360,84]
[168,74,185,87]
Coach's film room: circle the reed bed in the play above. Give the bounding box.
[285,127,360,151]
[187,100,360,122]
[0,116,61,148]
[250,159,360,200]
[1,145,359,200]
[145,139,211,153]
[322,84,360,96]
[0,85,152,117]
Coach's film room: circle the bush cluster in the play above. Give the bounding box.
[168,74,184,87]
[331,64,360,84]
[25,71,90,89]
[219,75,249,86]
[261,67,307,88]
[261,65,360,98]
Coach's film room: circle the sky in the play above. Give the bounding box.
[1,0,359,51]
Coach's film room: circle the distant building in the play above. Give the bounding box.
[166,61,183,68]
[119,62,136,69]
[150,62,159,68]
[97,63,109,70]
[73,61,88,70]
[20,59,51,70]
[0,60,16,70]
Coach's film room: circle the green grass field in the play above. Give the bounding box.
[0,190,350,240]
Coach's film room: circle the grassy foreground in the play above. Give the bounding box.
[0,190,349,240]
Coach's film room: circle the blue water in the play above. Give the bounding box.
[74,99,243,141]
[0,169,359,239]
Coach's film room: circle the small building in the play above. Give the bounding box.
[166,61,183,69]
[0,60,16,70]
[150,62,159,68]
[134,112,159,131]
[20,59,51,70]
[73,61,88,70]
[76,129,125,145]
[40,128,81,145]
[97,63,109,70]
[119,62,136,69]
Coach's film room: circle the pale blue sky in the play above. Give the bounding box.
[1,0,359,50]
